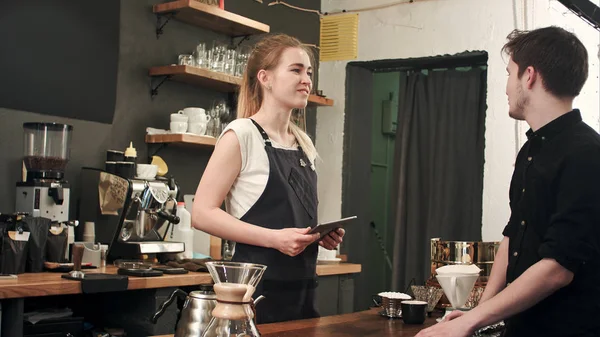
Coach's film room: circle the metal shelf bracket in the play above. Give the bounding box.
[150,75,173,98]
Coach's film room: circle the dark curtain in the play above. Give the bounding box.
[390,68,487,291]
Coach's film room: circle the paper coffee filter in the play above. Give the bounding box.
[378,292,411,300]
[436,264,481,275]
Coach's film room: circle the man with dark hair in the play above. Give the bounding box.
[416,26,600,337]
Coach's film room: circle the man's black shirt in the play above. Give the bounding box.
[502,109,600,337]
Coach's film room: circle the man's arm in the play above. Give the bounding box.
[462,258,573,331]
[478,236,509,303]
[443,236,509,322]
[417,258,574,337]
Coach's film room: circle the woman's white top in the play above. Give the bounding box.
[218,118,298,219]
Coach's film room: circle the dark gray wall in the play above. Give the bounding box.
[0,0,320,218]
[0,1,120,123]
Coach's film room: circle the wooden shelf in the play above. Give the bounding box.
[308,94,334,107]
[150,65,242,92]
[153,0,270,36]
[150,65,335,107]
[145,133,217,147]
[150,2,333,107]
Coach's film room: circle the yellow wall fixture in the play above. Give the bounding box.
[319,13,359,61]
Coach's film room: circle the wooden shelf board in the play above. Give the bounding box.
[145,133,217,146]
[153,0,270,36]
[316,263,362,276]
[150,66,334,106]
[150,65,241,92]
[307,94,334,107]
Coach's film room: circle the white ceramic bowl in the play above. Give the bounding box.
[136,164,158,179]
[170,122,187,133]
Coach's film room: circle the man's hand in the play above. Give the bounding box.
[417,257,574,337]
[442,310,465,322]
[415,315,476,337]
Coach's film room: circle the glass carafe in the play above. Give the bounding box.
[202,261,267,337]
[22,122,72,180]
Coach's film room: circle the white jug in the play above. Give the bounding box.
[182,107,211,123]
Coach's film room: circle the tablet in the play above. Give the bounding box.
[309,216,357,239]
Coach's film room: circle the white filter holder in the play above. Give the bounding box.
[436,273,479,309]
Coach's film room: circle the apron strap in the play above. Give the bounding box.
[250,119,272,147]
[249,118,308,160]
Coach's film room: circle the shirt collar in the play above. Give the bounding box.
[525,109,582,141]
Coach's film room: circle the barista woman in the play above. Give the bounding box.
[192,34,344,324]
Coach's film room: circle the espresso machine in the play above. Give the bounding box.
[78,168,184,261]
[15,123,73,222]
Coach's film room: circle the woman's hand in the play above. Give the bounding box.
[319,228,345,250]
[270,227,320,257]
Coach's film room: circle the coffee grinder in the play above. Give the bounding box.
[15,123,77,260]
[15,123,73,221]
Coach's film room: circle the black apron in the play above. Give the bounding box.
[231,119,319,324]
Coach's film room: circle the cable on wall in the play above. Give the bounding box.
[267,0,427,17]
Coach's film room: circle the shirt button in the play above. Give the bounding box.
[541,137,546,140]
[527,157,532,161]
[521,220,526,226]
[513,251,519,257]
[522,188,525,193]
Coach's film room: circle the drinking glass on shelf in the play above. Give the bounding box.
[210,41,228,73]
[224,49,237,76]
[235,45,251,77]
[178,54,194,66]
[208,100,230,137]
[193,42,208,68]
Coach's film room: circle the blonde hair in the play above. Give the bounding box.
[237,34,318,164]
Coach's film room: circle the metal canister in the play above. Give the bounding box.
[430,238,499,279]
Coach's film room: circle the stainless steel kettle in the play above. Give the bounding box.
[152,285,217,337]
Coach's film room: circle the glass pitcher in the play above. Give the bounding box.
[202,261,267,337]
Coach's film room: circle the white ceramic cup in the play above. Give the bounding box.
[318,246,337,260]
[183,107,211,123]
[188,122,207,135]
[170,112,188,123]
[170,121,187,133]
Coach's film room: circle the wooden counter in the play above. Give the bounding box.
[317,262,361,276]
[0,263,361,300]
[153,308,438,337]
[0,266,212,299]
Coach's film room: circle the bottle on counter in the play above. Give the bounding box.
[124,142,137,163]
[124,142,137,178]
[167,202,194,260]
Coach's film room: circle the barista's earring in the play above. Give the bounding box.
[267,84,272,91]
